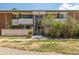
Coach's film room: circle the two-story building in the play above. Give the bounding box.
[0,10,79,36]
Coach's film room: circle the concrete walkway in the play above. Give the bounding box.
[0,47,62,55]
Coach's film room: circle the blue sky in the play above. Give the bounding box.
[0,3,79,10]
[0,3,62,10]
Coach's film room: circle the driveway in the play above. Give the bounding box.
[0,47,62,55]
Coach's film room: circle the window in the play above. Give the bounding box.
[26,25,31,29]
[19,25,24,29]
[57,13,64,18]
[57,12,67,18]
[12,14,19,19]
[19,25,31,29]
[12,25,19,29]
[12,15,16,19]
[59,14,64,18]
[12,25,32,29]
[21,15,33,19]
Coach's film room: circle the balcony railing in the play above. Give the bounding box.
[12,18,33,25]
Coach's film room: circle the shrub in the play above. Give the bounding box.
[41,14,79,38]
[27,30,33,38]
[62,17,79,38]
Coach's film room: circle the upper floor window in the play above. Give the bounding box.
[12,15,16,19]
[12,14,33,19]
[57,12,67,18]
[59,14,65,18]
[21,15,33,19]
[12,14,19,19]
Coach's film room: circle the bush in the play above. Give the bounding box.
[27,30,33,38]
[62,17,79,38]
[41,14,79,38]
[43,17,79,38]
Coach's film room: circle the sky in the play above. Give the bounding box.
[0,3,79,10]
[0,3,61,10]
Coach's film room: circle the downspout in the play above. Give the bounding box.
[33,15,35,35]
[19,12,21,29]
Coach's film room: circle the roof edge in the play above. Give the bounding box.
[0,10,79,12]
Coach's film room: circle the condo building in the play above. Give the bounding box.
[0,10,79,36]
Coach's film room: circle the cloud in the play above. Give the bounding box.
[59,3,79,10]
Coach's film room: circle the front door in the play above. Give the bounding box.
[34,15,43,35]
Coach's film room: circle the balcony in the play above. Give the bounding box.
[55,18,67,22]
[12,18,33,25]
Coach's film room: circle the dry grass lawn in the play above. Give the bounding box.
[0,38,79,55]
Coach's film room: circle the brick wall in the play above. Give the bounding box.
[0,13,12,35]
[68,12,79,20]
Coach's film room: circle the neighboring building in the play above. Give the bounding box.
[0,10,79,36]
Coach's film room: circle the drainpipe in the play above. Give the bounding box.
[18,12,21,29]
[33,15,35,35]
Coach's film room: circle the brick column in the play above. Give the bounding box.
[74,12,75,20]
[4,13,7,29]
